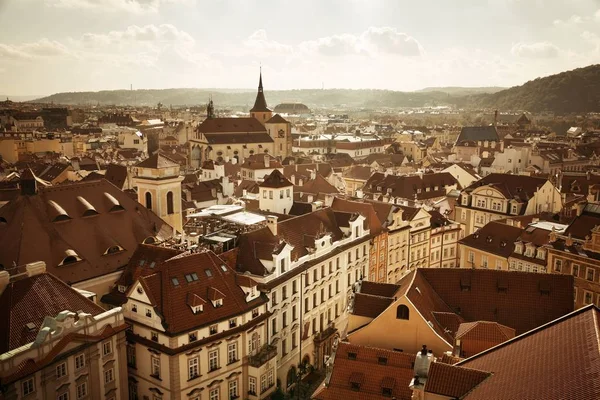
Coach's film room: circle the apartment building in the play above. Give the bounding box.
[0,262,128,400]
[454,173,562,235]
[120,250,273,400]
[234,207,371,390]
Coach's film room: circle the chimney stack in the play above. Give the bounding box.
[26,261,46,277]
[266,215,278,236]
[264,155,270,168]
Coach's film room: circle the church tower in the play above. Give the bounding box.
[134,153,184,233]
[250,68,273,125]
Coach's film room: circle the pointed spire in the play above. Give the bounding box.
[250,67,270,113]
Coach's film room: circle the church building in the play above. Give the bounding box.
[189,70,292,167]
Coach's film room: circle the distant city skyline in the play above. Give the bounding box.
[1,0,599,95]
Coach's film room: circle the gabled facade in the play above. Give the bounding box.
[455,173,562,235]
[122,251,273,400]
[234,208,371,390]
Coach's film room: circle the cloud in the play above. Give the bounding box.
[77,24,195,48]
[300,26,423,57]
[510,42,560,58]
[0,38,69,60]
[45,0,193,14]
[244,29,293,55]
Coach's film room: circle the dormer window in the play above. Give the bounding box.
[105,245,124,255]
[118,285,127,293]
[536,248,545,260]
[515,243,523,254]
[214,299,223,308]
[209,325,218,335]
[191,305,203,314]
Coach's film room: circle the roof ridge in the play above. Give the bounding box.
[456,304,599,366]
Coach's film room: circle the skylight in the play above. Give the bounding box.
[205,269,213,277]
[171,277,179,286]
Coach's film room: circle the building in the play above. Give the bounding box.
[547,203,600,308]
[459,221,524,271]
[134,153,184,233]
[233,207,371,388]
[117,128,147,153]
[315,304,600,400]
[0,262,129,400]
[362,172,458,204]
[265,114,292,159]
[331,198,388,283]
[115,250,274,400]
[241,154,284,182]
[258,170,294,215]
[346,268,574,357]
[453,126,502,162]
[249,70,273,124]
[341,165,372,196]
[454,173,562,235]
[0,169,173,300]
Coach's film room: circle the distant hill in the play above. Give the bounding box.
[461,64,600,114]
[30,65,600,114]
[416,87,506,95]
[32,88,456,109]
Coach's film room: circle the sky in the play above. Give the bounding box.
[1,0,600,96]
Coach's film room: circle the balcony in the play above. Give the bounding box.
[247,344,277,368]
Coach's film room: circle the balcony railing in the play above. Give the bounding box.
[247,344,277,368]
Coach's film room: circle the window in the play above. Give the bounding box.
[102,341,112,356]
[246,376,256,396]
[268,370,274,387]
[396,305,409,320]
[554,259,562,272]
[188,357,199,380]
[292,280,298,294]
[573,264,580,277]
[269,191,273,200]
[56,362,67,378]
[57,393,69,400]
[229,318,237,328]
[209,325,218,335]
[166,191,174,214]
[482,255,488,269]
[145,192,152,210]
[496,260,502,270]
[585,291,593,305]
[104,368,114,384]
[229,380,238,399]
[75,354,85,370]
[76,382,87,399]
[146,309,153,318]
[209,350,219,371]
[272,318,277,335]
[262,190,267,199]
[282,338,287,356]
[22,377,35,395]
[131,304,137,313]
[127,344,136,368]
[209,388,219,400]
[151,355,161,378]
[261,374,267,393]
[228,342,238,364]
[282,285,288,300]
[305,297,309,312]
[189,331,197,342]
[151,331,159,341]
[587,268,595,281]
[271,292,277,307]
[468,251,474,263]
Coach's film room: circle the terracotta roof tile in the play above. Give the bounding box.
[352,293,394,318]
[197,117,267,134]
[458,306,600,399]
[425,361,490,398]
[0,272,105,353]
[136,153,179,169]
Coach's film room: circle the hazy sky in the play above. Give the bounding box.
[1,0,600,95]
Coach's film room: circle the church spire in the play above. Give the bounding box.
[250,67,270,113]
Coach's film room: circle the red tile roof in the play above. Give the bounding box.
[312,342,416,400]
[455,321,515,357]
[331,198,384,236]
[197,117,267,134]
[0,179,172,284]
[136,153,179,169]
[458,306,600,399]
[137,251,266,335]
[259,169,292,188]
[425,361,490,398]
[0,272,105,353]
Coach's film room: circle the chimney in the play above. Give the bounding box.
[413,345,433,379]
[20,168,38,196]
[0,270,9,296]
[310,169,316,180]
[25,261,46,277]
[266,215,278,236]
[264,155,270,168]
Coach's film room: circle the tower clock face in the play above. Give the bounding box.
[278,129,285,138]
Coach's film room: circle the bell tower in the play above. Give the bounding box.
[134,153,184,233]
[250,68,272,125]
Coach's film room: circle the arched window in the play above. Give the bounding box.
[167,191,174,215]
[145,192,152,210]
[287,366,297,387]
[396,304,409,320]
